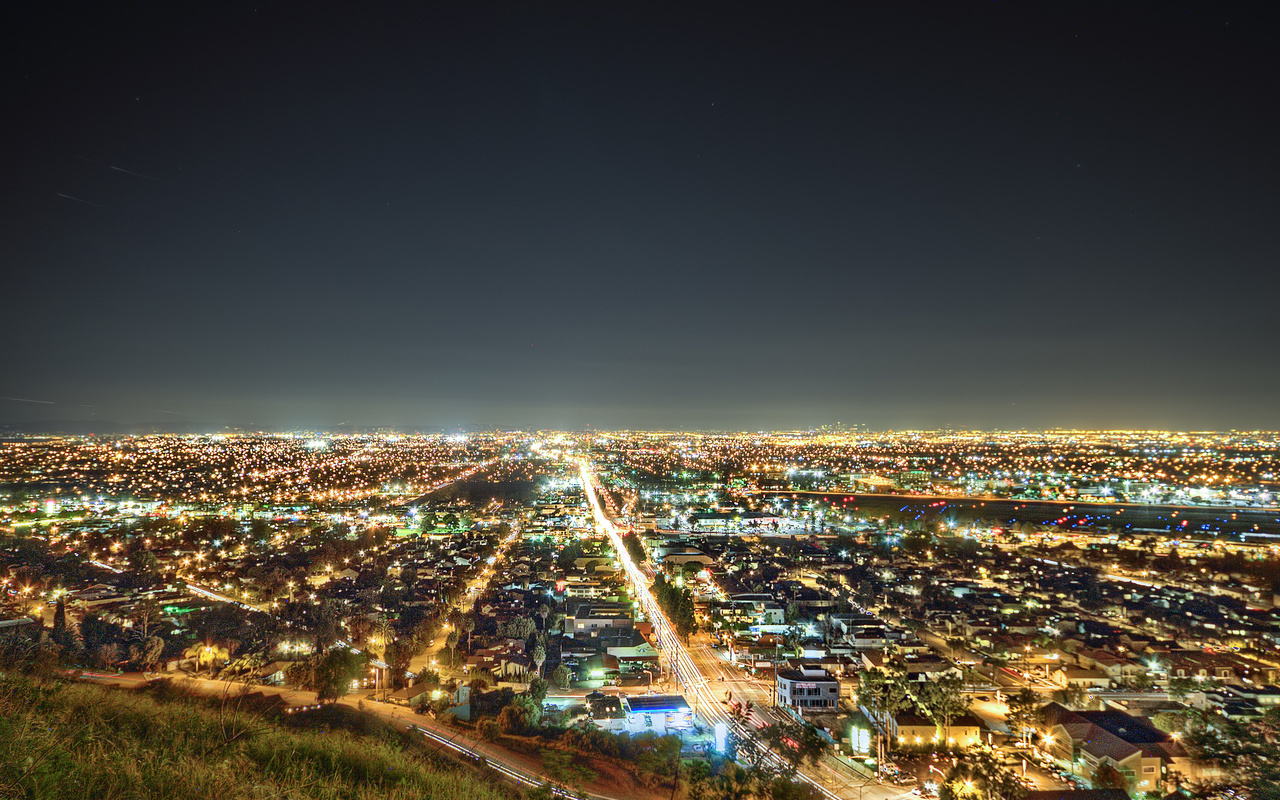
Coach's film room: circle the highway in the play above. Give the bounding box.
[578,460,911,800]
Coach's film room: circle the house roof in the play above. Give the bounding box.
[1043,703,1184,763]
[389,684,432,700]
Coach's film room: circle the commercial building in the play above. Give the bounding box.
[775,664,840,711]
[622,694,693,735]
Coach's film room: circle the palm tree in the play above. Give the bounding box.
[537,603,550,632]
[183,639,229,671]
[445,630,460,669]
[464,616,476,652]
[372,617,394,658]
[532,644,546,679]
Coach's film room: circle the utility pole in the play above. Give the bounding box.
[773,641,780,710]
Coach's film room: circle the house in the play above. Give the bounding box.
[253,660,293,686]
[1167,650,1277,685]
[890,708,983,749]
[903,657,963,683]
[563,580,608,599]
[1053,666,1112,690]
[1076,649,1146,685]
[388,683,434,709]
[0,614,39,631]
[467,641,531,679]
[1041,703,1186,793]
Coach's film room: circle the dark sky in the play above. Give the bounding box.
[4,2,1277,432]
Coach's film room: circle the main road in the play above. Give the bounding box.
[578,460,911,800]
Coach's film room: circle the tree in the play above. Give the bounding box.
[126,549,160,591]
[1092,764,1127,790]
[131,597,162,640]
[129,635,165,671]
[371,617,394,658]
[784,602,800,624]
[537,603,551,632]
[464,616,476,651]
[938,751,1025,800]
[498,704,526,734]
[500,617,536,641]
[311,599,343,652]
[314,649,365,703]
[859,663,909,760]
[79,613,121,658]
[1005,688,1041,744]
[1174,705,1280,800]
[532,644,546,679]
[552,663,572,688]
[1053,684,1088,709]
[761,722,829,777]
[622,532,648,564]
[512,692,543,729]
[95,642,121,670]
[52,595,67,637]
[50,595,74,651]
[385,638,413,689]
[183,640,229,671]
[445,630,460,668]
[919,675,970,747]
[1168,676,1200,702]
[557,542,584,571]
[285,658,315,687]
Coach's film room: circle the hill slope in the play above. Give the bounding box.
[0,676,516,800]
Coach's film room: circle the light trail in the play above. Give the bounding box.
[410,722,631,800]
[577,460,849,800]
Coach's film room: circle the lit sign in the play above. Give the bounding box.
[854,726,871,754]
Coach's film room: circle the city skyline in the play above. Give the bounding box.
[2,430,1277,797]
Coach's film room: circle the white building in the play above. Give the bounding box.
[776,664,840,711]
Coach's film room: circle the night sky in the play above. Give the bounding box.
[5,2,1277,432]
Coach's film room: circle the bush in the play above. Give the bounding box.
[477,718,502,741]
[498,705,525,735]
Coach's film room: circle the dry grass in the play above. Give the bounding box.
[0,675,515,800]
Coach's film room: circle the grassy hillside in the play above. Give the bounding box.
[0,676,516,800]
